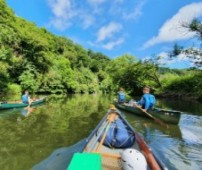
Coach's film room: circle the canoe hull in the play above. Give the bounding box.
[0,98,45,110]
[69,108,167,170]
[114,102,181,124]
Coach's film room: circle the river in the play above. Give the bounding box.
[0,94,201,170]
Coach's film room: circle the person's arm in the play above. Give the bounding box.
[136,97,143,105]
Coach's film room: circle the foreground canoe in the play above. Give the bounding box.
[0,98,45,110]
[115,101,181,124]
[68,107,168,170]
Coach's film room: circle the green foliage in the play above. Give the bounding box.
[159,70,202,97]
[0,0,112,94]
[0,61,9,91]
[73,68,99,93]
[98,71,114,93]
[171,44,183,56]
[18,63,42,92]
[40,57,76,93]
[88,50,110,72]
[0,0,201,98]
[107,54,161,95]
[0,46,13,61]
[107,54,136,85]
[7,83,22,94]
[189,19,202,39]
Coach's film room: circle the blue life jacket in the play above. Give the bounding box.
[22,94,29,104]
[137,94,156,110]
[118,92,125,103]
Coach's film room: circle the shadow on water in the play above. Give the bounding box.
[0,95,202,170]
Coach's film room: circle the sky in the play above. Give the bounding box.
[6,0,202,68]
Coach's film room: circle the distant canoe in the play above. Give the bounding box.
[0,98,45,110]
[114,101,181,124]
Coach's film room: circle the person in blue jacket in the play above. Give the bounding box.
[136,87,156,112]
[22,90,32,105]
[117,88,126,103]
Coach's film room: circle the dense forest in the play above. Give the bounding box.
[0,0,202,99]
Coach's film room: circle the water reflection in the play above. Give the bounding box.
[0,94,113,170]
[156,99,202,115]
[19,107,35,117]
[0,95,201,170]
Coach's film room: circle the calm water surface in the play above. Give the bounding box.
[0,94,201,170]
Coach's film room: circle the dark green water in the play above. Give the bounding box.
[0,94,201,170]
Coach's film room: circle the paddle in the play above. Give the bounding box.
[133,103,169,128]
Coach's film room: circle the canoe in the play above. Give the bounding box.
[67,107,167,170]
[114,101,181,124]
[0,98,45,110]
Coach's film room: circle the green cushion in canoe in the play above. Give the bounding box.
[67,153,102,170]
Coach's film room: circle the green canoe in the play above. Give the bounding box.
[114,101,181,124]
[0,98,45,110]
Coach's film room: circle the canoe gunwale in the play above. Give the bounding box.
[82,111,110,152]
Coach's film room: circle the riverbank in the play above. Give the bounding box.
[156,92,202,102]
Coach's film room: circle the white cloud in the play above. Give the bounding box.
[81,15,95,29]
[48,0,96,30]
[143,2,202,48]
[143,52,191,66]
[93,21,124,50]
[97,22,122,42]
[158,52,169,59]
[123,0,146,20]
[47,0,76,30]
[102,38,124,50]
[157,52,190,65]
[177,53,189,61]
[48,0,71,18]
[143,52,171,65]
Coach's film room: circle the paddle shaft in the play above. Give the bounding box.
[95,121,111,152]
[134,103,168,128]
[95,113,117,152]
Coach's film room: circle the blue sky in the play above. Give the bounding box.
[6,0,202,68]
